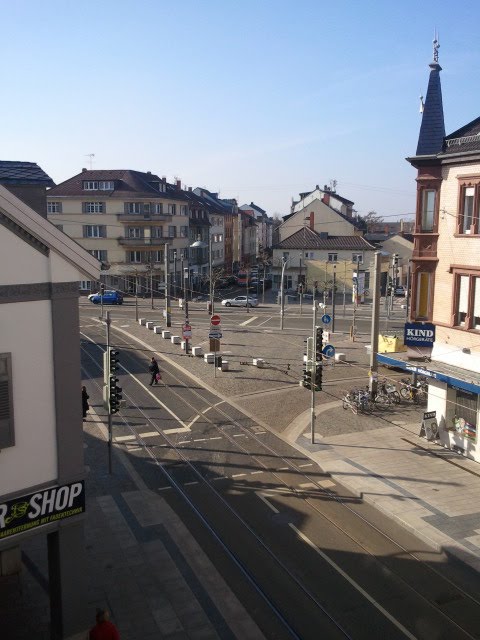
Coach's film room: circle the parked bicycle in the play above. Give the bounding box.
[399,377,428,404]
[342,388,373,414]
[374,378,401,407]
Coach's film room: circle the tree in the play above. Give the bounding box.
[362,211,384,233]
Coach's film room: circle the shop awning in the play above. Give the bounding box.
[378,353,480,395]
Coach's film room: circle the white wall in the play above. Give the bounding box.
[2,227,50,284]
[0,300,57,493]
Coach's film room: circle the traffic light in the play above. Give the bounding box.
[315,326,323,363]
[298,283,304,294]
[302,369,312,390]
[100,283,105,295]
[315,363,323,390]
[107,348,122,414]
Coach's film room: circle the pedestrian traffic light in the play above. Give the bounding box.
[298,283,303,294]
[315,327,323,363]
[107,348,122,414]
[302,369,312,390]
[315,363,323,391]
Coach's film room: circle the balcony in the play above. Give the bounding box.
[117,212,171,222]
[118,237,166,246]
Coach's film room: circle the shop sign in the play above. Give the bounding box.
[404,322,436,347]
[0,481,85,541]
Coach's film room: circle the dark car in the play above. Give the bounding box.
[89,290,123,305]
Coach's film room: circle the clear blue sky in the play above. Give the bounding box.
[3,0,480,219]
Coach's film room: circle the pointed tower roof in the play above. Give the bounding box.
[416,36,445,156]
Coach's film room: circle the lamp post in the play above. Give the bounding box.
[164,243,171,327]
[332,264,336,333]
[190,231,212,314]
[280,256,289,330]
[173,250,177,299]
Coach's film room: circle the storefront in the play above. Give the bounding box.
[378,353,480,462]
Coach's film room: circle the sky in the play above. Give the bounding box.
[2,0,480,220]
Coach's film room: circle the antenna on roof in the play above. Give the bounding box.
[329,179,337,192]
[85,153,95,170]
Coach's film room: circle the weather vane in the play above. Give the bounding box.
[433,30,440,63]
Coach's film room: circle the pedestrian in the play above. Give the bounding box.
[89,608,120,640]
[148,356,160,386]
[82,386,90,422]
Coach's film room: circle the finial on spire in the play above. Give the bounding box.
[419,94,425,113]
[433,29,440,63]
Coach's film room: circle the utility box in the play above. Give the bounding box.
[378,334,407,353]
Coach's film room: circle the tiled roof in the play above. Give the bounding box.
[48,169,187,200]
[441,116,480,155]
[274,227,375,250]
[0,161,54,186]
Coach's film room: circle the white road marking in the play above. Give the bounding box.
[194,438,207,442]
[231,473,246,478]
[158,486,172,491]
[251,470,263,475]
[115,435,137,442]
[210,436,222,440]
[289,525,418,640]
[184,481,199,486]
[299,482,316,489]
[240,316,258,326]
[163,427,191,434]
[233,433,246,438]
[318,479,336,488]
[188,415,201,427]
[139,431,159,438]
[126,446,142,451]
[212,476,227,481]
[299,463,313,468]
[177,440,191,444]
[278,467,289,471]
[257,493,280,514]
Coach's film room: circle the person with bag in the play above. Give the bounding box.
[82,386,90,421]
[148,356,161,386]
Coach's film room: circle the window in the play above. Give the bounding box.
[169,249,175,262]
[352,253,363,264]
[47,202,62,214]
[168,226,176,238]
[152,250,164,263]
[83,225,106,238]
[167,204,176,215]
[128,202,141,214]
[127,227,142,239]
[453,273,480,330]
[151,226,163,238]
[80,281,92,291]
[328,253,338,262]
[180,205,188,216]
[83,180,114,190]
[0,353,14,449]
[180,226,188,238]
[144,203,150,214]
[421,190,436,231]
[89,249,107,262]
[128,251,142,263]
[218,234,223,242]
[84,202,104,214]
[454,389,477,441]
[152,203,163,214]
[457,185,480,235]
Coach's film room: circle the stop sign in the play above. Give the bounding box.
[210,314,221,326]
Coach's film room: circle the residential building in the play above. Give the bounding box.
[0,181,100,638]
[46,169,190,296]
[380,41,480,462]
[0,160,54,218]
[239,202,273,257]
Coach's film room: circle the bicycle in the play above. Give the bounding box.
[374,379,401,407]
[342,388,372,414]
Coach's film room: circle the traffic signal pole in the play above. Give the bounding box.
[105,311,113,474]
[369,252,382,401]
[310,303,317,444]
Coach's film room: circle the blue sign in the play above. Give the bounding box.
[404,322,435,348]
[321,314,331,325]
[322,344,335,358]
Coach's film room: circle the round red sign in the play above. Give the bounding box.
[210,314,221,326]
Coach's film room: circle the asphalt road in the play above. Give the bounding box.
[79,304,480,640]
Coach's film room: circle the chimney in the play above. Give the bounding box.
[176,179,181,190]
[82,168,87,172]
[309,211,315,230]
[188,186,192,192]
[161,176,166,183]
[147,171,151,174]
[322,192,330,205]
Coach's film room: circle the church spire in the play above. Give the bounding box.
[416,33,445,156]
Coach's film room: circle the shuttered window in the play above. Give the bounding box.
[0,354,14,449]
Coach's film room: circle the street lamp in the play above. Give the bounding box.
[280,256,289,330]
[190,231,213,314]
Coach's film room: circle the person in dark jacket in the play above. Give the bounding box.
[82,386,89,421]
[148,357,160,386]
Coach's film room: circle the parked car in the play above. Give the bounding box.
[89,290,123,305]
[394,285,406,297]
[221,295,258,308]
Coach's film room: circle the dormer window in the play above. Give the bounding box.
[83,180,115,191]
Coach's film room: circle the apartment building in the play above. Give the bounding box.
[47,169,190,296]
[379,42,480,462]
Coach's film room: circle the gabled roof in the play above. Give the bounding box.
[0,185,100,279]
[48,169,187,201]
[274,227,376,251]
[442,116,480,155]
[0,161,54,186]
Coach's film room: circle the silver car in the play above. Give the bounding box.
[221,295,258,308]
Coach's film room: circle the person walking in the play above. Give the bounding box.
[89,608,120,640]
[148,357,160,386]
[82,386,90,422]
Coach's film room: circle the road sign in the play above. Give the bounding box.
[210,314,221,326]
[182,323,192,339]
[208,330,223,339]
[321,314,331,325]
[322,344,335,358]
